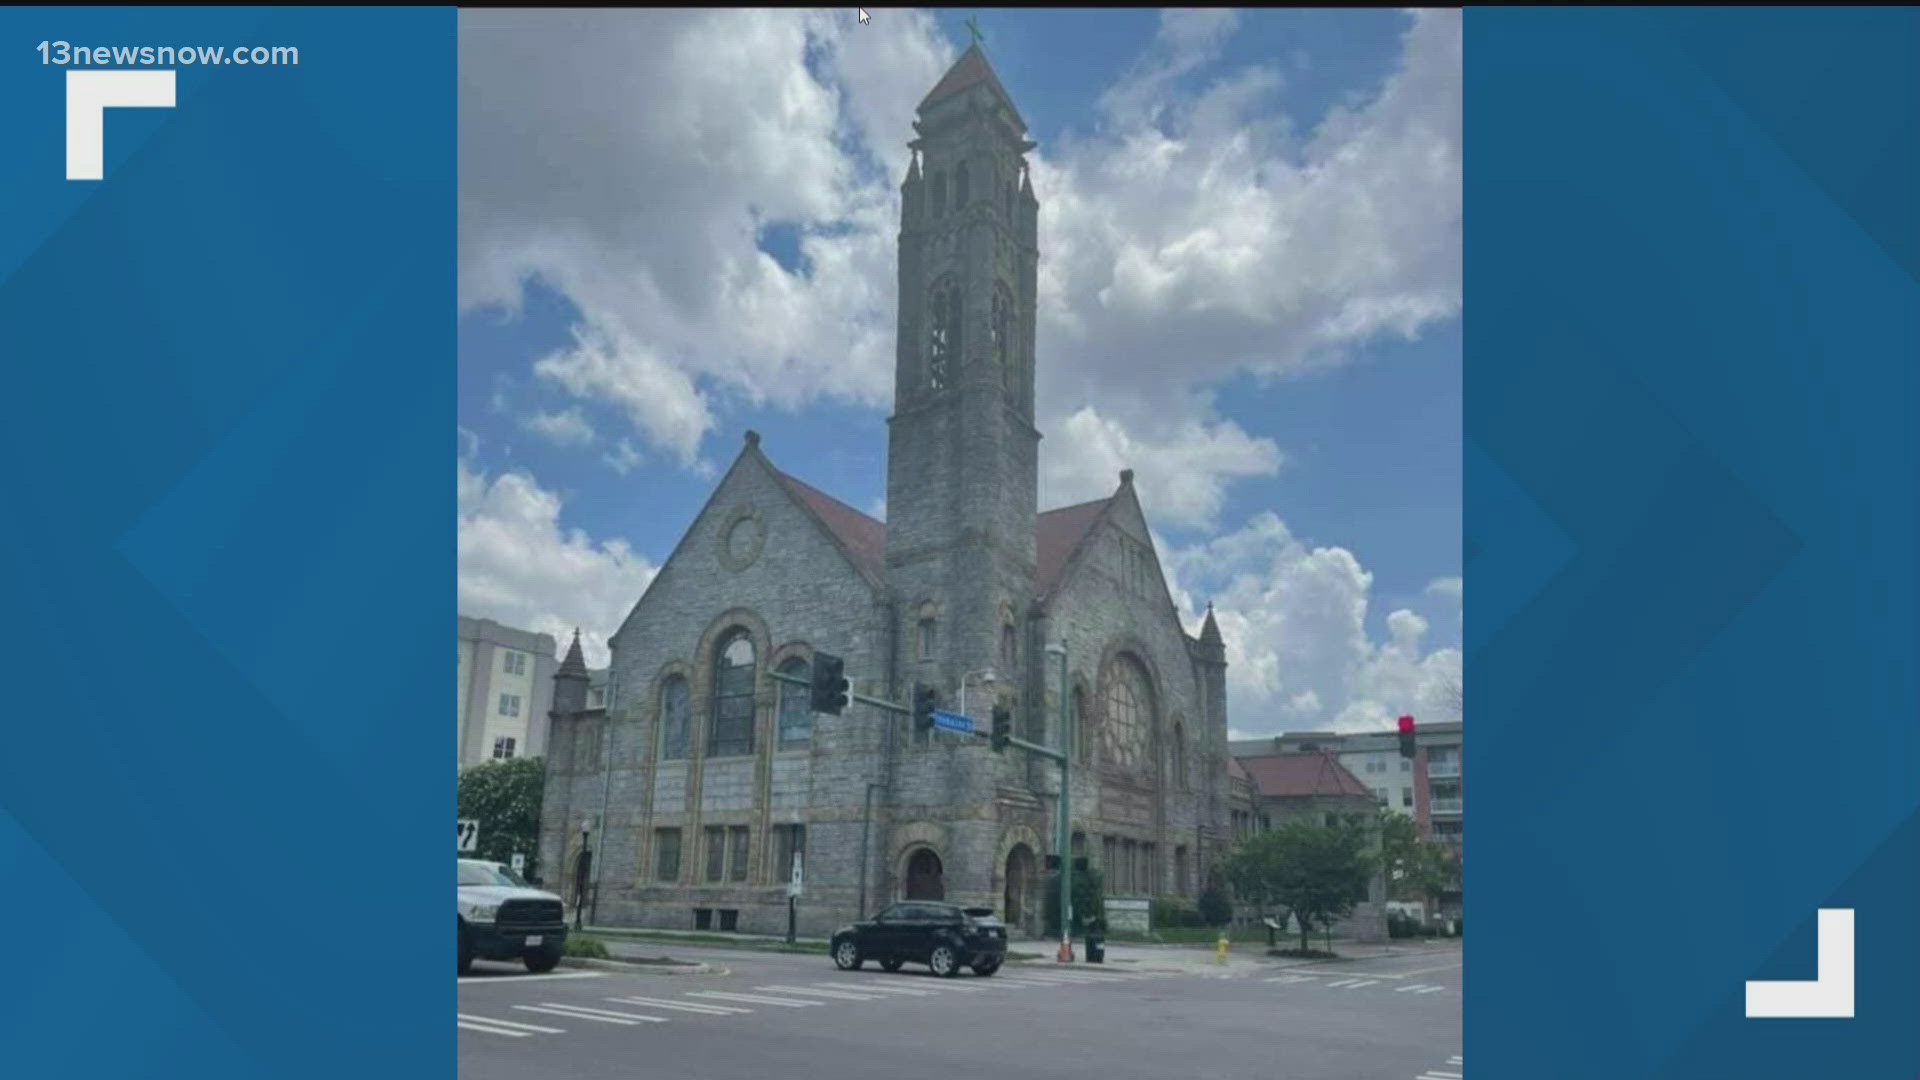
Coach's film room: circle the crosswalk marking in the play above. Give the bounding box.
[1267,975,1316,984]
[1417,1072,1462,1079]
[459,1012,566,1034]
[514,1003,666,1025]
[1448,1057,1463,1065]
[688,990,823,1007]
[1325,978,1363,988]
[457,971,604,985]
[816,981,936,996]
[1344,980,1380,990]
[459,1019,531,1036]
[1395,983,1426,992]
[756,985,885,1001]
[606,995,750,1015]
[1416,985,1446,994]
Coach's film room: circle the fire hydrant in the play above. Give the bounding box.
[1216,933,1229,965]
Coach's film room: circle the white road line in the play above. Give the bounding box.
[607,996,750,1015]
[458,972,603,984]
[1416,986,1446,994]
[756,985,884,1001]
[1325,978,1362,988]
[1395,984,1427,992]
[514,1003,664,1025]
[1345,980,1381,990]
[1448,1057,1463,1065]
[818,982,935,996]
[1422,1072,1462,1079]
[458,1020,531,1037]
[688,991,823,1007]
[457,1013,565,1034]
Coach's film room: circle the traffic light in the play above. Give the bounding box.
[990,704,1012,751]
[1397,714,1417,759]
[913,683,938,731]
[810,651,850,715]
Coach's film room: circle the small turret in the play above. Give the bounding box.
[553,628,590,715]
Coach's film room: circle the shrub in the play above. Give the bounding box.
[1151,897,1204,930]
[1196,870,1234,927]
[564,933,610,959]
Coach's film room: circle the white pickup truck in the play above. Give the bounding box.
[458,858,569,974]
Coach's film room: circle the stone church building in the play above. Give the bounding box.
[540,44,1237,938]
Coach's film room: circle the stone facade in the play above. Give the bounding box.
[540,45,1234,940]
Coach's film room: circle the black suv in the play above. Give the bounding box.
[830,902,1007,977]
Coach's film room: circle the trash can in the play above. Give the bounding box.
[1085,935,1104,963]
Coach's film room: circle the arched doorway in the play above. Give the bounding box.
[1003,844,1036,931]
[904,847,945,900]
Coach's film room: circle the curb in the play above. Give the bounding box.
[560,956,718,976]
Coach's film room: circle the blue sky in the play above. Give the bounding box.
[457,8,1462,735]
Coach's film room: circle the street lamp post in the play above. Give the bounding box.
[1046,640,1071,963]
[958,668,997,720]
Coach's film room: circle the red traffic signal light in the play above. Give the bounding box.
[1397,715,1415,735]
[1397,715,1416,758]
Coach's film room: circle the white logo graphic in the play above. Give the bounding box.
[67,69,175,180]
[1745,908,1854,1018]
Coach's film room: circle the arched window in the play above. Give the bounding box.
[955,161,970,209]
[1101,654,1152,772]
[658,675,690,760]
[709,631,756,757]
[1072,685,1091,765]
[927,276,960,391]
[1171,721,1187,789]
[930,172,947,218]
[992,283,1013,391]
[917,603,937,660]
[777,656,812,749]
[1000,623,1017,673]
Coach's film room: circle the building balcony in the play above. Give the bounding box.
[1429,798,1463,815]
[1426,761,1461,779]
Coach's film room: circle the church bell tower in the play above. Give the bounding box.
[885,41,1041,712]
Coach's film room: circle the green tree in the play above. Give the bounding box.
[1043,864,1106,938]
[457,756,546,879]
[1378,810,1459,909]
[1224,815,1375,952]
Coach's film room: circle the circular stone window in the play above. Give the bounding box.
[718,507,765,572]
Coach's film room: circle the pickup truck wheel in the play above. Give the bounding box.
[832,940,863,970]
[928,944,960,978]
[972,958,1000,976]
[524,945,563,974]
[879,957,904,972]
[458,922,474,975]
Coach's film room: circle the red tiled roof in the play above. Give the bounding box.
[1235,752,1373,799]
[773,469,887,584]
[771,464,1111,600]
[1036,497,1111,597]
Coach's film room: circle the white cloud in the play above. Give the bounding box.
[1168,511,1461,736]
[522,407,597,448]
[459,8,1460,514]
[458,455,658,668]
[602,438,644,475]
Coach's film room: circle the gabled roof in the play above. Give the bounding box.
[1235,752,1374,800]
[1226,755,1250,782]
[918,43,1026,130]
[772,467,887,584]
[1036,496,1113,597]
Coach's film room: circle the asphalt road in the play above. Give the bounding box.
[458,944,1461,1080]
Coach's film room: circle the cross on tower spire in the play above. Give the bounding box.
[965,16,984,48]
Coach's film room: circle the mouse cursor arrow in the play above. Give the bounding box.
[858,8,870,24]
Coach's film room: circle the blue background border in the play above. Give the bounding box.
[0,8,451,1076]
[1469,8,1919,1077]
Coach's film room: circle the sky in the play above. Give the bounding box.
[456,8,1463,738]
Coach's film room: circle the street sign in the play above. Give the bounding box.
[510,853,526,875]
[931,709,975,734]
[456,818,479,853]
[786,852,804,898]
